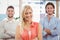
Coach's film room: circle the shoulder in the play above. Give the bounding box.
[32,22,42,27]
[16,22,22,30]
[0,18,8,24]
[53,16,60,22]
[32,21,42,25]
[40,16,46,22]
[16,24,20,31]
[2,18,7,21]
[32,22,39,25]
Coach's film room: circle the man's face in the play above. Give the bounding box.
[7,8,14,18]
[46,5,54,15]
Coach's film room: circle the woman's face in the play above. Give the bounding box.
[24,9,32,21]
[46,5,54,15]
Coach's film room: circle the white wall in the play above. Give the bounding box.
[0,0,19,18]
[22,0,40,22]
[58,1,60,19]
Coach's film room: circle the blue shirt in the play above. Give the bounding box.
[40,15,60,40]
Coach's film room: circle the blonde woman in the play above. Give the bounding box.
[15,5,42,40]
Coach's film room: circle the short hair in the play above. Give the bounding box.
[45,2,55,9]
[45,2,55,14]
[7,6,14,10]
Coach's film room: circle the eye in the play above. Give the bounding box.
[47,7,49,9]
[29,12,32,14]
[50,7,53,9]
[11,10,14,12]
[8,10,10,12]
[25,13,28,15]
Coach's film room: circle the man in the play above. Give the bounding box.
[0,6,19,40]
[40,2,60,40]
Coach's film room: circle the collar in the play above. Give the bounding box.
[5,18,16,22]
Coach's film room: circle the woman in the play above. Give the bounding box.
[40,2,60,40]
[15,5,42,40]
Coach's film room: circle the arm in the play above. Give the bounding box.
[44,28,51,36]
[38,23,43,40]
[50,19,60,36]
[4,31,15,38]
[40,19,47,36]
[15,25,21,40]
[0,21,11,38]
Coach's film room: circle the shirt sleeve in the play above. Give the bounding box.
[50,19,60,36]
[0,21,11,38]
[40,19,47,36]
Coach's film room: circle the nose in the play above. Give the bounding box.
[9,11,13,14]
[27,13,31,17]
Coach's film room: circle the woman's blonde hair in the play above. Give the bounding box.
[22,5,32,21]
[20,5,33,33]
